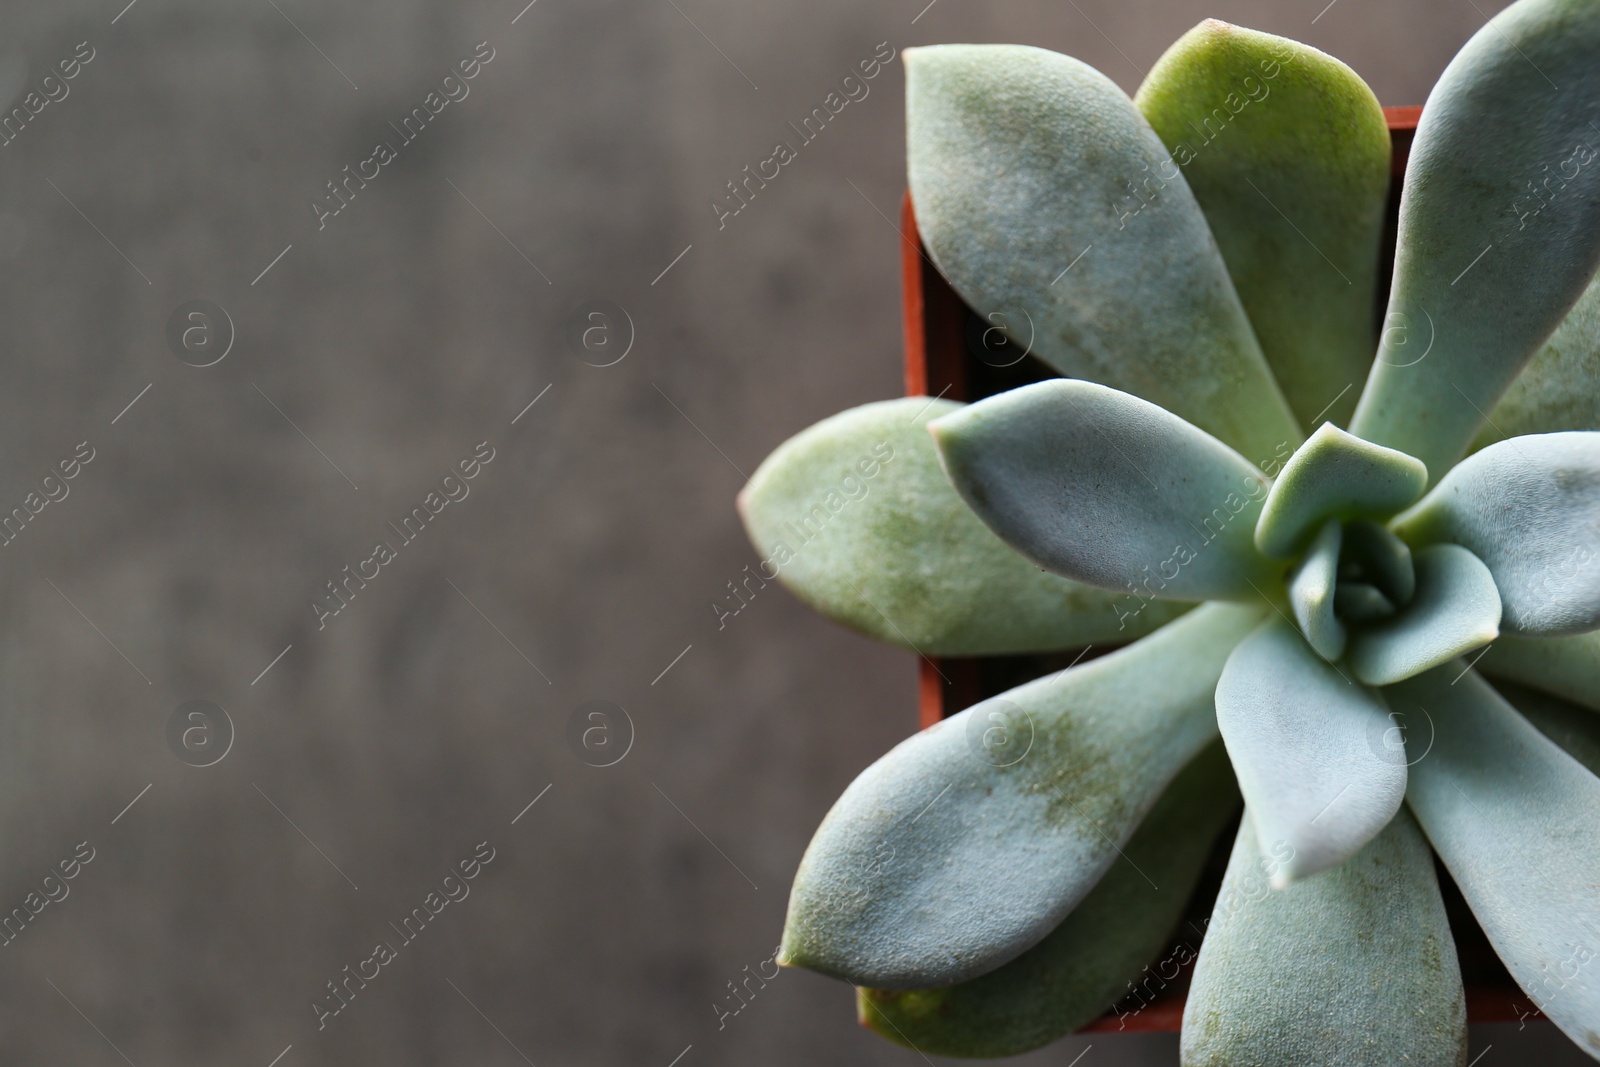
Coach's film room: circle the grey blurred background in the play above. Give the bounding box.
[0,0,1584,1064]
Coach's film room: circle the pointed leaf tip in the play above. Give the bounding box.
[740,397,1186,654]
[779,603,1262,989]
[857,741,1240,1058]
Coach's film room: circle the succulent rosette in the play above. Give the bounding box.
[738,2,1600,1063]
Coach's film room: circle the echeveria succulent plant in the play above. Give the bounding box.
[739,3,1600,1064]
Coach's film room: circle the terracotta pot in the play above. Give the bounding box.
[896,104,1538,1031]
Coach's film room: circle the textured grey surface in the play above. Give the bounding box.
[0,0,1583,1064]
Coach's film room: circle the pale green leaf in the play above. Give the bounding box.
[1348,0,1600,480]
[929,380,1281,603]
[906,43,1301,463]
[1136,21,1390,430]
[1480,631,1600,713]
[1477,272,1600,447]
[1392,432,1600,635]
[1394,664,1600,1056]
[777,603,1264,989]
[1341,517,1416,606]
[737,398,1187,654]
[1254,423,1427,559]
[1492,679,1600,775]
[1287,519,1346,661]
[1180,810,1466,1067]
[857,741,1240,1058]
[1347,544,1501,686]
[1335,582,1396,622]
[1216,619,1403,884]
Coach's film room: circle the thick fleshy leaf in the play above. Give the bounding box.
[857,741,1240,1057]
[1478,273,1600,447]
[1394,665,1600,1055]
[1255,423,1427,558]
[906,43,1301,463]
[1492,679,1600,774]
[1341,517,1416,606]
[1136,22,1389,430]
[929,380,1280,603]
[1346,544,1501,686]
[1480,631,1600,713]
[1215,620,1403,885]
[736,399,1188,654]
[1335,582,1395,622]
[1287,519,1346,661]
[1180,810,1466,1067]
[1348,0,1600,480]
[777,603,1264,989]
[1392,432,1600,635]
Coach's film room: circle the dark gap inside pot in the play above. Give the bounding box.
[897,104,1535,1032]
